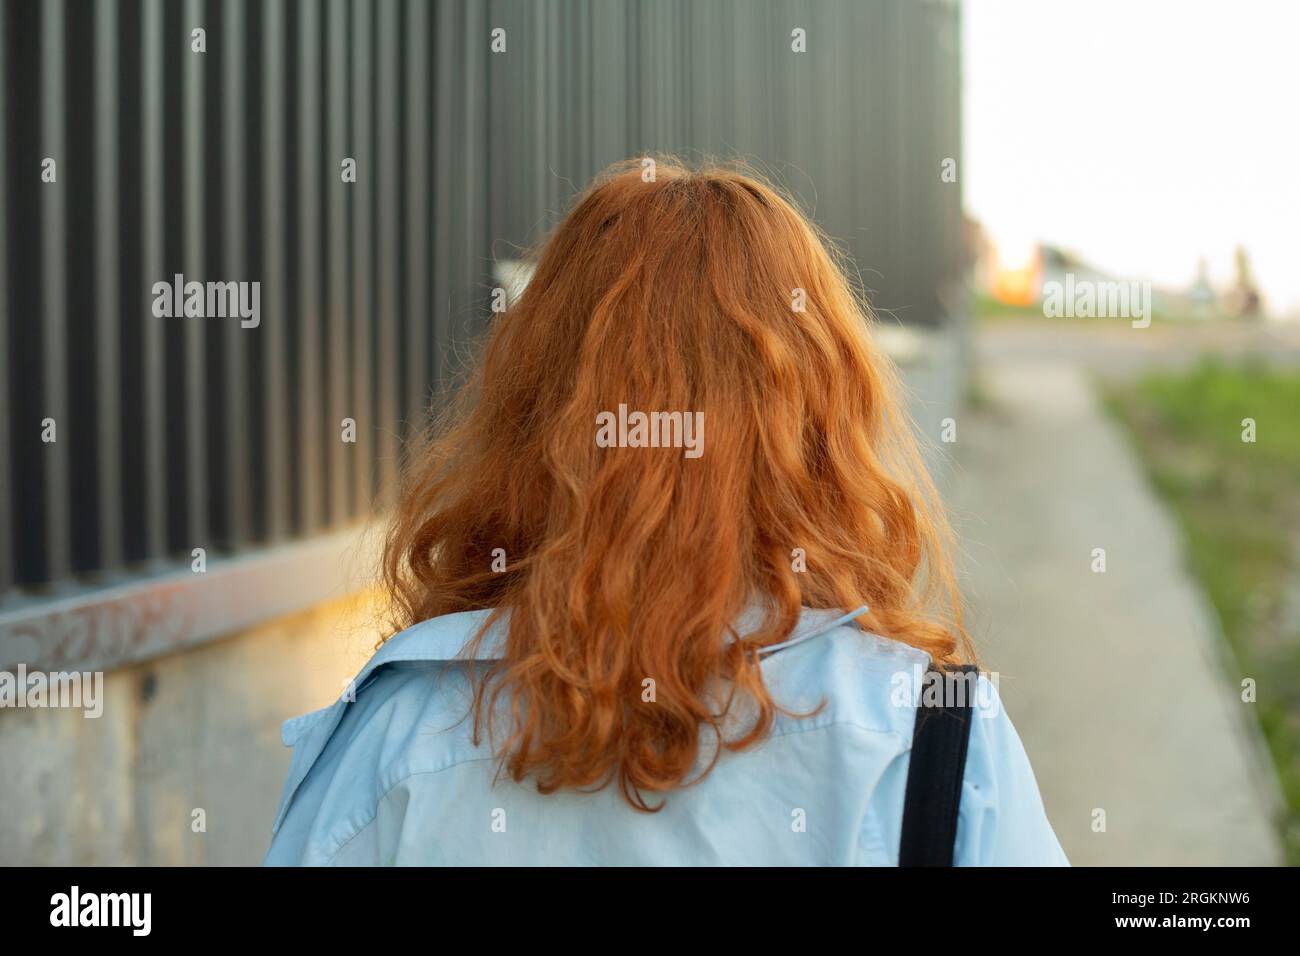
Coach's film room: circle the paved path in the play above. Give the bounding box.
[947,356,1285,865]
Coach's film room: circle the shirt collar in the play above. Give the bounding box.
[365,602,869,670]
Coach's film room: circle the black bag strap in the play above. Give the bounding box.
[899,664,978,866]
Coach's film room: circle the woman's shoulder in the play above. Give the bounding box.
[760,612,935,739]
[267,610,504,849]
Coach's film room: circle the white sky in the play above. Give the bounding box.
[963,0,1300,314]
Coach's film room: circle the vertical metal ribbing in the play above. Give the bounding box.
[689,0,714,153]
[579,0,594,181]
[553,4,568,195]
[0,0,967,603]
[568,3,582,185]
[764,0,785,178]
[633,1,650,152]
[896,0,919,321]
[889,0,906,320]
[624,0,638,158]
[262,0,288,541]
[837,0,857,281]
[0,0,12,594]
[182,0,208,550]
[924,0,941,315]
[805,0,831,224]
[654,0,671,152]
[530,2,546,228]
[325,0,349,525]
[297,0,322,533]
[404,0,429,433]
[754,0,769,162]
[949,0,963,305]
[140,0,167,563]
[483,0,508,248]
[93,0,123,573]
[349,0,373,515]
[561,2,574,181]
[40,0,70,583]
[374,0,399,504]
[431,0,455,388]
[678,0,691,158]
[222,0,249,547]
[590,2,627,170]
[857,0,888,319]
[463,0,486,346]
[655,0,669,152]
[738,0,749,153]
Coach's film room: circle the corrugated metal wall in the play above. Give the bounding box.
[0,0,962,603]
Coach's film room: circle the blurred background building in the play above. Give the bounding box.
[0,0,966,864]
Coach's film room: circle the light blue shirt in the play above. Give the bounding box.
[265,606,1068,865]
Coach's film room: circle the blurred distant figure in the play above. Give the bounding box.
[1186,257,1216,319]
[1224,246,1263,318]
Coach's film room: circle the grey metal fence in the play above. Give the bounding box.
[0,0,962,662]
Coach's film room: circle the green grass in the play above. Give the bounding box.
[1103,360,1300,862]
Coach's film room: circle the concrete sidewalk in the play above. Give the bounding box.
[948,359,1285,865]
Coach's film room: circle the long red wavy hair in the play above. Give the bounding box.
[381,158,971,809]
